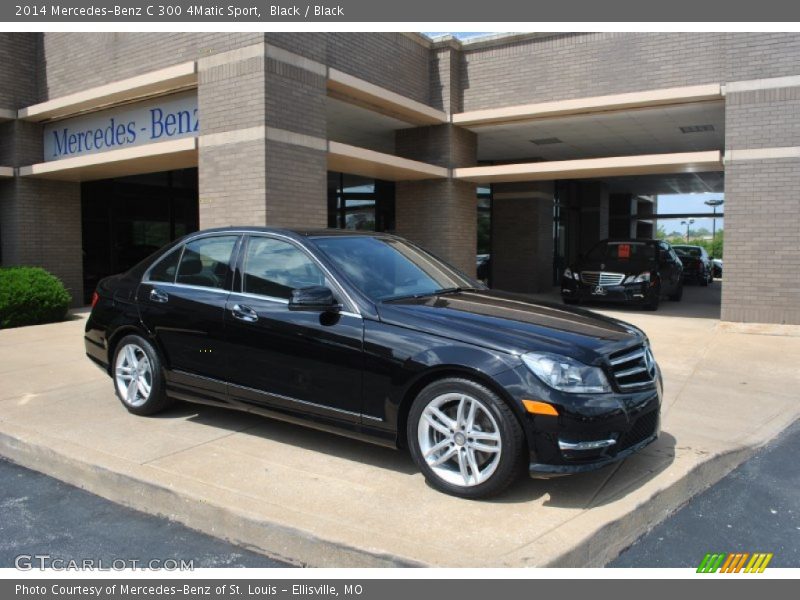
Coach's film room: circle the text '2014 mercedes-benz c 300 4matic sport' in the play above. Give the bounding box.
[85,228,662,499]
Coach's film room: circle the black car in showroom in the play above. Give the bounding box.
[85,228,661,498]
[561,239,684,311]
[672,244,714,286]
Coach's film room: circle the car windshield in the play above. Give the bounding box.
[673,246,702,257]
[586,241,656,263]
[311,236,478,301]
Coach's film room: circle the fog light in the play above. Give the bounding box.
[558,438,616,451]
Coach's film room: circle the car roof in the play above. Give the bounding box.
[188,226,395,239]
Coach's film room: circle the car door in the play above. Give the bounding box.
[223,234,364,423]
[138,234,241,400]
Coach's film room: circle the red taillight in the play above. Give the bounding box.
[91,291,99,308]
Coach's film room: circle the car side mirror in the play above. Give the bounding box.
[288,286,341,312]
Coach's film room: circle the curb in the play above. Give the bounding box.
[0,423,787,568]
[545,445,753,566]
[0,429,425,568]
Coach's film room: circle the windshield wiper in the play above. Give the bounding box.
[382,287,476,302]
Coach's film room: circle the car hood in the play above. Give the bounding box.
[377,290,644,364]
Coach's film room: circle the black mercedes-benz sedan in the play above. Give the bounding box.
[85,227,662,499]
[561,239,684,311]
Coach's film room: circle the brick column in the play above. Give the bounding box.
[491,182,555,293]
[394,125,477,275]
[198,36,328,230]
[722,85,800,324]
[1,63,83,306]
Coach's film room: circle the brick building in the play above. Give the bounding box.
[1,32,799,324]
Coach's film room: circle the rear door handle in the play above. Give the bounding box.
[231,304,258,323]
[149,288,169,303]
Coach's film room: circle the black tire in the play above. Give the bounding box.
[643,285,661,311]
[700,270,709,287]
[562,297,579,305]
[407,377,525,499]
[668,282,683,302]
[111,334,173,416]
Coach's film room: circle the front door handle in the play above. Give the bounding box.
[231,304,258,323]
[149,288,169,303]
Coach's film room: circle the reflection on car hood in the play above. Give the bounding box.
[378,290,643,362]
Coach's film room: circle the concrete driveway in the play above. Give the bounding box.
[1,286,798,567]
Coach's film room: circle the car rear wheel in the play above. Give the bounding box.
[668,281,683,301]
[700,269,709,286]
[408,378,524,499]
[113,334,172,416]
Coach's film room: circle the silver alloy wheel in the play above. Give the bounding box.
[417,392,502,487]
[114,343,153,408]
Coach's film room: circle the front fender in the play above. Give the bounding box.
[361,320,521,436]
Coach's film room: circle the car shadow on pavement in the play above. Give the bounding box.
[154,402,676,504]
[155,401,419,475]
[497,431,677,507]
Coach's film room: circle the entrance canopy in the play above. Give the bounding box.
[455,151,723,184]
[19,138,198,182]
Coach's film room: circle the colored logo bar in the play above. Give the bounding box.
[697,552,773,573]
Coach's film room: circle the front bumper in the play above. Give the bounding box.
[561,277,656,305]
[494,363,662,477]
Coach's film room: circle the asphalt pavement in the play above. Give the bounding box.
[0,458,290,569]
[611,419,800,567]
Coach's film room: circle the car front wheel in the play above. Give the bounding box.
[112,334,172,416]
[408,378,524,499]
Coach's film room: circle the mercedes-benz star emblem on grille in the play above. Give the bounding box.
[644,348,656,378]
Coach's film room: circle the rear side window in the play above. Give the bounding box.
[176,236,238,289]
[148,246,182,283]
[242,237,325,299]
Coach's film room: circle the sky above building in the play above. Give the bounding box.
[422,32,497,39]
[657,193,725,236]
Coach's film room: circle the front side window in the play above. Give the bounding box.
[312,236,475,301]
[242,237,326,299]
[175,235,238,289]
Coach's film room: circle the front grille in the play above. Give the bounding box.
[608,344,657,390]
[580,271,625,286]
[617,410,659,451]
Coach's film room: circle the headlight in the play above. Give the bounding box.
[563,267,579,281]
[522,352,611,394]
[624,271,650,284]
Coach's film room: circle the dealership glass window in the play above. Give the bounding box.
[81,168,199,303]
[327,172,395,232]
[477,187,491,255]
[477,186,492,285]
